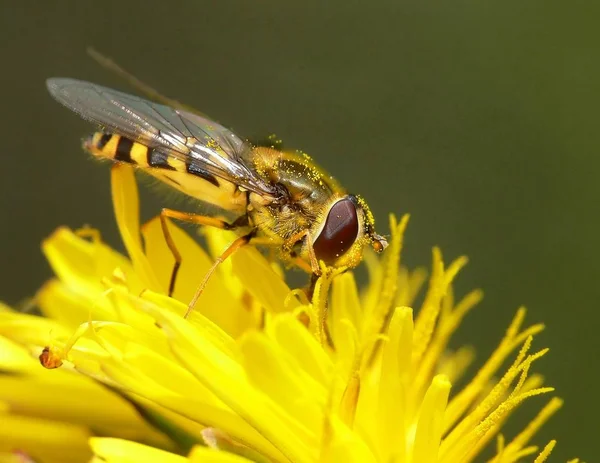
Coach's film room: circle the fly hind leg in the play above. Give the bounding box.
[159,208,247,298]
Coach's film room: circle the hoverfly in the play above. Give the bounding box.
[46,78,388,316]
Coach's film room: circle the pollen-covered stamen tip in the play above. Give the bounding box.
[39,346,63,369]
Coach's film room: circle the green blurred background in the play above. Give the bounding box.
[0,0,597,459]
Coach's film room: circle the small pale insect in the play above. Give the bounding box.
[46,78,388,315]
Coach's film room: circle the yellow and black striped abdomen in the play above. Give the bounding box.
[84,132,247,213]
[85,132,170,169]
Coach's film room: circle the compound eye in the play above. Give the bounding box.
[313,198,359,264]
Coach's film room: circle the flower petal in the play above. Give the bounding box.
[267,314,333,386]
[140,302,313,463]
[0,410,91,463]
[412,374,451,462]
[321,417,378,463]
[90,438,184,463]
[188,445,255,463]
[239,331,324,435]
[231,244,297,314]
[111,164,162,292]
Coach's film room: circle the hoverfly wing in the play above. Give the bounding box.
[46,78,276,197]
[174,109,267,192]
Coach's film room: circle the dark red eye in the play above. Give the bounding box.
[313,198,359,264]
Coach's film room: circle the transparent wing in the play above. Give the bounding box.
[46,77,277,197]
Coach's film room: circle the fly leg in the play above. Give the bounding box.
[283,229,320,275]
[283,230,322,300]
[299,233,320,302]
[159,208,247,297]
[185,229,256,319]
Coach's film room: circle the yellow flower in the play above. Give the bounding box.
[0,164,580,463]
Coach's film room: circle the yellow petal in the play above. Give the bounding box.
[321,416,378,463]
[231,245,297,314]
[0,335,39,373]
[373,306,414,460]
[42,227,144,296]
[0,411,91,463]
[141,303,312,463]
[111,164,162,292]
[0,311,70,349]
[268,314,333,386]
[188,445,255,463]
[90,438,185,463]
[412,374,451,463]
[139,290,237,359]
[37,278,114,329]
[330,273,361,363]
[0,371,164,442]
[239,331,324,434]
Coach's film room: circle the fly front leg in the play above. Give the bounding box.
[283,229,321,275]
[282,229,323,303]
[159,208,247,297]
